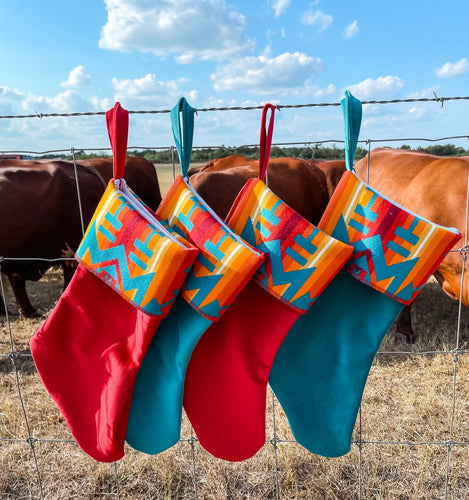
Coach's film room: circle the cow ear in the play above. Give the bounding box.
[341,91,362,172]
[106,102,129,180]
[171,97,195,177]
[258,103,276,182]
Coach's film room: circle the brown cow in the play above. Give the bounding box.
[188,155,330,224]
[0,161,105,317]
[2,156,161,211]
[77,157,161,211]
[314,160,347,198]
[354,148,467,342]
[0,157,162,317]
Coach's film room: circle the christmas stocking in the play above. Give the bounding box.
[269,91,461,457]
[126,98,263,455]
[30,103,198,462]
[183,104,353,461]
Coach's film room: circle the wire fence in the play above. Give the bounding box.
[0,98,468,499]
[0,92,468,120]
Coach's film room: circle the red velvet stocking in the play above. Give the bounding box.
[30,103,198,461]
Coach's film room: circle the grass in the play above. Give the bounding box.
[1,165,469,498]
[154,163,205,196]
[1,271,468,499]
[154,164,179,197]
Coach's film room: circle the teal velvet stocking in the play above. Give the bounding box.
[269,91,460,458]
[126,295,211,454]
[269,269,402,457]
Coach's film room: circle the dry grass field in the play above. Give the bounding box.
[153,163,205,195]
[154,163,181,196]
[1,165,468,499]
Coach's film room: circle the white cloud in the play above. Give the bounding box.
[345,76,404,100]
[273,0,290,17]
[301,8,333,34]
[0,73,199,121]
[211,52,324,94]
[406,86,440,99]
[0,82,200,152]
[342,20,359,39]
[436,58,469,78]
[22,90,89,114]
[0,86,25,116]
[0,86,90,118]
[110,73,199,108]
[0,86,107,152]
[60,66,91,88]
[312,83,335,97]
[99,0,251,62]
[408,107,426,120]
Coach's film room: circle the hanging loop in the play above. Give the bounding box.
[171,97,195,177]
[105,102,129,180]
[341,91,362,172]
[258,103,276,182]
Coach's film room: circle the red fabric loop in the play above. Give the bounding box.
[258,104,276,181]
[106,102,129,180]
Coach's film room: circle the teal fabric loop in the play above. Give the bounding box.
[171,97,195,177]
[341,90,362,172]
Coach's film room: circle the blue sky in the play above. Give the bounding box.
[1,0,469,154]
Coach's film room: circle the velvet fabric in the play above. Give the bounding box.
[183,172,352,461]
[126,99,263,455]
[30,103,199,462]
[268,91,461,457]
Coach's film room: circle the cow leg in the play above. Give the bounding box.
[61,243,78,291]
[61,261,76,291]
[8,275,39,318]
[394,304,415,344]
[0,273,10,315]
[0,293,7,315]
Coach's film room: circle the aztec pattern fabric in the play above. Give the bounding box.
[30,102,199,462]
[183,176,352,461]
[126,175,263,455]
[159,175,263,319]
[319,170,458,305]
[228,178,354,311]
[76,180,195,315]
[268,91,461,458]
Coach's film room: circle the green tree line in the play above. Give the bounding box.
[41,143,469,163]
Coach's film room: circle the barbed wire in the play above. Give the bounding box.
[1,94,468,120]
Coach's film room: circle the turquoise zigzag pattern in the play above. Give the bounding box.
[162,207,231,319]
[332,215,423,301]
[348,191,378,235]
[257,239,317,310]
[350,237,421,301]
[77,221,172,315]
[184,265,225,319]
[240,216,317,311]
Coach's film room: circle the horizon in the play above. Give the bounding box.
[1,1,469,152]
